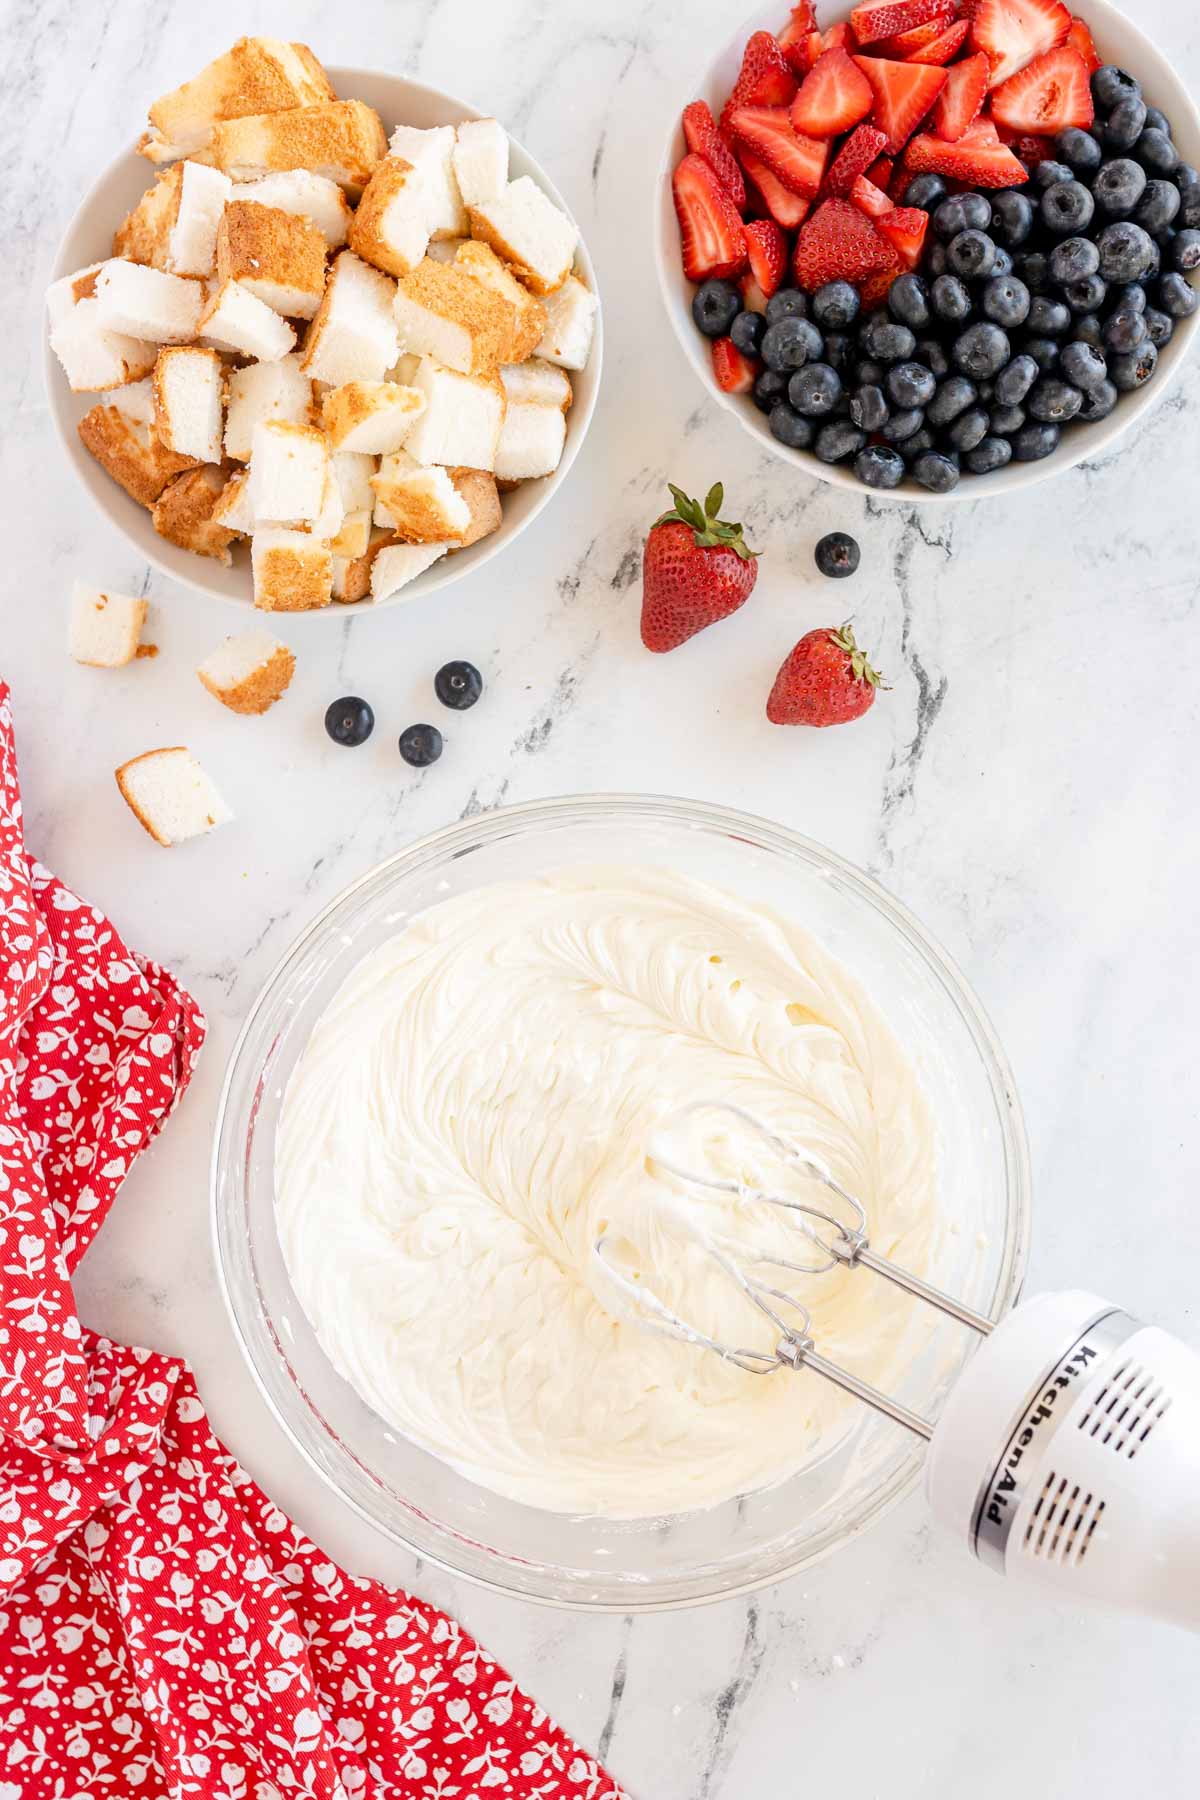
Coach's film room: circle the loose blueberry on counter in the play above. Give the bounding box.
[1056,128,1102,176]
[730,310,765,356]
[1094,158,1147,216]
[1157,270,1199,317]
[953,322,1010,379]
[762,317,823,372]
[912,450,959,492]
[855,445,905,488]
[399,723,444,767]
[1110,340,1159,388]
[966,436,1013,473]
[1099,96,1147,153]
[849,383,889,431]
[814,531,861,579]
[1013,421,1061,460]
[1092,65,1141,111]
[765,288,808,323]
[927,373,977,424]
[768,402,814,448]
[888,273,930,330]
[931,274,972,323]
[811,281,860,331]
[1060,340,1108,391]
[991,189,1035,247]
[789,363,842,415]
[995,355,1039,405]
[692,279,741,338]
[1170,229,1200,272]
[981,275,1030,328]
[905,173,947,209]
[947,229,996,279]
[435,661,483,710]
[325,696,374,747]
[1077,378,1119,420]
[753,369,788,413]
[814,421,867,462]
[1041,180,1094,234]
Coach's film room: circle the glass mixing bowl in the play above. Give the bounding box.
[212,795,1030,1611]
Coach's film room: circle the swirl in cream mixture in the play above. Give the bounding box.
[275,866,941,1516]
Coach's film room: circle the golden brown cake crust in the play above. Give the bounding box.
[152,467,237,562]
[78,406,197,509]
[216,201,327,295]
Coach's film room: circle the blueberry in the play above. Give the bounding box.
[768,401,815,448]
[1143,108,1170,135]
[1181,186,1200,230]
[814,531,861,579]
[855,445,906,488]
[849,383,889,430]
[789,362,842,416]
[1077,378,1119,420]
[1134,179,1181,236]
[947,229,997,279]
[905,173,947,208]
[1062,273,1108,314]
[1171,228,1200,271]
[1072,313,1105,347]
[434,660,484,711]
[991,189,1035,247]
[1027,295,1071,335]
[1110,338,1159,387]
[691,279,741,337]
[933,195,972,240]
[1095,219,1155,284]
[762,316,822,372]
[900,427,938,462]
[1048,236,1099,285]
[1176,163,1200,190]
[823,332,854,372]
[966,436,1013,473]
[927,373,978,425]
[854,356,885,388]
[860,316,916,361]
[1027,377,1082,422]
[925,240,949,278]
[1102,306,1147,353]
[886,360,937,409]
[882,406,925,443]
[1142,305,1175,346]
[814,420,867,462]
[989,403,1026,435]
[728,310,762,357]
[916,338,951,380]
[1157,270,1199,317]
[1135,128,1179,176]
[1094,157,1148,216]
[912,450,959,492]
[399,723,443,767]
[995,354,1039,405]
[991,245,1014,278]
[888,273,930,329]
[765,287,808,323]
[1060,339,1108,391]
[812,281,861,331]
[753,368,788,412]
[325,696,374,746]
[1034,160,1075,191]
[975,378,996,405]
[1016,249,1051,293]
[1056,128,1102,175]
[1099,96,1147,152]
[947,405,989,451]
[1023,336,1061,372]
[1013,421,1061,460]
[953,321,1010,378]
[981,274,1030,327]
[931,274,972,322]
[1041,180,1094,234]
[1092,65,1141,111]
[1107,281,1148,313]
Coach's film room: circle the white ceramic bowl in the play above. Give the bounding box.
[212,794,1031,1611]
[654,0,1199,502]
[46,68,602,612]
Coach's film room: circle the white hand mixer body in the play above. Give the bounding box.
[596,1103,1200,1631]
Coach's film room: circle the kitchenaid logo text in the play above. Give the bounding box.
[983,1341,1099,1529]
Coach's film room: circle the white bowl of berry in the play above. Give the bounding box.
[655,0,1200,498]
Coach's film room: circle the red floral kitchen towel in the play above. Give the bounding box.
[0,685,627,1800]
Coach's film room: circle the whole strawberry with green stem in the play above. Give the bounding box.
[767,623,885,726]
[641,483,759,653]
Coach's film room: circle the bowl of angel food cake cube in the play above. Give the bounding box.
[44,38,601,614]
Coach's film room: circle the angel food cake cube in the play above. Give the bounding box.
[301,250,399,386]
[215,201,327,319]
[387,124,466,238]
[403,358,505,471]
[248,419,329,525]
[225,355,313,461]
[468,176,577,295]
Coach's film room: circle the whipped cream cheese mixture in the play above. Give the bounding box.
[275,866,942,1516]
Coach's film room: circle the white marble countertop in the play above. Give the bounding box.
[7,0,1200,1791]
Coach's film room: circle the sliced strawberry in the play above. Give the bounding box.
[825,122,889,193]
[821,21,855,55]
[728,106,828,196]
[682,101,748,209]
[866,153,894,187]
[738,271,769,312]
[1065,15,1102,73]
[778,0,820,74]
[888,157,914,197]
[712,337,759,393]
[743,217,789,298]
[989,45,1093,131]
[850,0,950,47]
[791,47,875,137]
[672,154,748,282]
[1015,131,1056,164]
[795,28,826,71]
[858,255,902,308]
[850,172,895,218]
[739,147,814,227]
[908,18,971,62]
[792,196,893,289]
[722,30,798,127]
[932,52,989,140]
[876,12,955,57]
[968,0,1071,87]
[853,55,948,152]
[903,117,1029,184]
[876,203,928,267]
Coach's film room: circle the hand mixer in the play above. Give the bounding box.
[595,1102,1200,1631]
